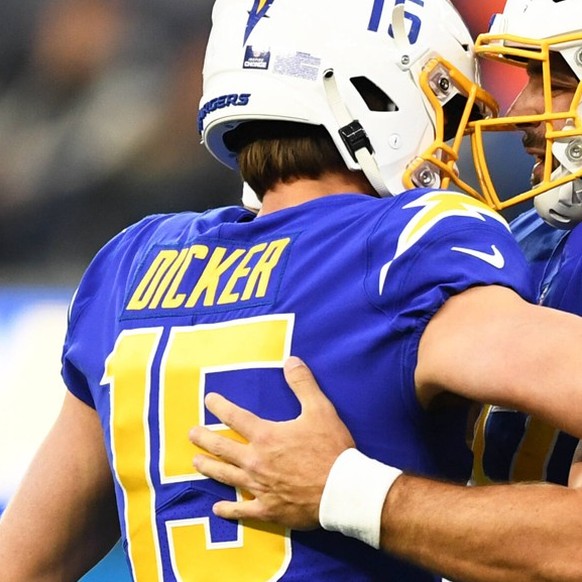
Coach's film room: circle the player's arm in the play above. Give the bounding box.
[376,284,582,580]
[382,471,582,582]
[0,391,119,581]
[192,355,582,582]
[415,284,582,438]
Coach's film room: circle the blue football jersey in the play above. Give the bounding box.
[509,208,568,297]
[62,190,533,581]
[472,210,580,486]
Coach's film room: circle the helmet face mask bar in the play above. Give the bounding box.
[403,56,497,195]
[469,0,582,229]
[199,0,497,200]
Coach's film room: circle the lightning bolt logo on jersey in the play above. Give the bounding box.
[379,191,510,292]
[62,189,533,581]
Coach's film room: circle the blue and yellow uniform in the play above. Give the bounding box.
[473,209,579,486]
[62,190,532,581]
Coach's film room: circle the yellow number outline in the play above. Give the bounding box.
[102,315,294,581]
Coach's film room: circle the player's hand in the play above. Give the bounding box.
[189,356,355,529]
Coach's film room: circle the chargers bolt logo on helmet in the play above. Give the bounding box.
[244,0,276,44]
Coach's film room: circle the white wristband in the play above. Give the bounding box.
[319,448,403,549]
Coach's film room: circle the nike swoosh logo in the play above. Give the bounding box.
[451,244,505,269]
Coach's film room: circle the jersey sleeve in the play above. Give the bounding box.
[380,220,534,318]
[365,190,536,415]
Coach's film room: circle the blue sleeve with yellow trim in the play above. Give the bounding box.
[371,189,534,312]
[367,189,534,375]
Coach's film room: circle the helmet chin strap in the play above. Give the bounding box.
[240,70,391,209]
[322,69,392,197]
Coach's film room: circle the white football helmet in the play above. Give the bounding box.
[470,0,582,229]
[198,0,497,198]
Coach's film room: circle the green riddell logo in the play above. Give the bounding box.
[244,0,276,44]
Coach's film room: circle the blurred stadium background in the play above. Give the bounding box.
[0,1,533,580]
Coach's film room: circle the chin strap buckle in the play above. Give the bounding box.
[339,121,374,162]
[323,68,391,197]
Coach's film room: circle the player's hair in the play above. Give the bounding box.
[227,121,364,200]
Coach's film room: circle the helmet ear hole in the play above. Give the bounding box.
[350,77,399,113]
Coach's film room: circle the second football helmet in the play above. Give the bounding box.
[471,0,582,228]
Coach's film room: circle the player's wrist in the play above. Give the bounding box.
[319,448,403,549]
